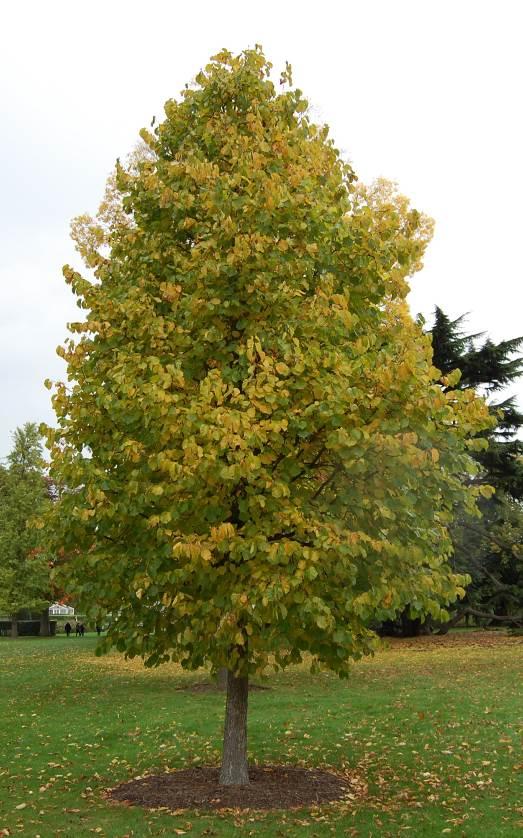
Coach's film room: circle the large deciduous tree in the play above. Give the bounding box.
[44,48,490,784]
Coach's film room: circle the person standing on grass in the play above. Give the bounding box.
[64,622,72,638]
[96,624,102,636]
[79,623,85,637]
[75,621,80,637]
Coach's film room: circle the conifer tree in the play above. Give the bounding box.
[430,308,523,628]
[431,306,523,498]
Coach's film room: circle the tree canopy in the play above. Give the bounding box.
[429,307,523,628]
[44,47,492,781]
[0,423,51,624]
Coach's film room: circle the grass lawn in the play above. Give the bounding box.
[0,632,521,837]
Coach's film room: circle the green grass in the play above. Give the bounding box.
[0,633,521,837]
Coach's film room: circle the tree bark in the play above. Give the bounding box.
[400,612,422,637]
[10,615,18,638]
[437,609,465,635]
[40,607,50,637]
[219,669,249,785]
[216,667,228,691]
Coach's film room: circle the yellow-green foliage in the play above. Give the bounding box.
[44,48,491,677]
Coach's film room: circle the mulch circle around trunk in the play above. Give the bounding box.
[175,682,270,694]
[108,765,360,811]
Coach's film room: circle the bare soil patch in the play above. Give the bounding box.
[174,682,270,694]
[108,765,359,811]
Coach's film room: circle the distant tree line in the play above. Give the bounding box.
[0,423,54,636]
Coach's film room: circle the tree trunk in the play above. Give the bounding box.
[216,667,228,690]
[10,615,18,638]
[400,612,422,637]
[420,615,433,635]
[219,669,249,785]
[40,607,50,637]
[437,609,465,635]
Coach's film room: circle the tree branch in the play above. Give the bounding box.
[311,466,341,501]
[465,607,523,623]
[267,531,313,547]
[458,519,519,555]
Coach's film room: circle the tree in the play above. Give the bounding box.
[43,47,491,785]
[431,306,523,497]
[0,423,51,635]
[448,494,523,628]
[382,309,523,636]
[430,307,523,629]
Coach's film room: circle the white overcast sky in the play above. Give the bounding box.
[1,0,522,458]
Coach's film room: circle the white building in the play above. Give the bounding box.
[48,603,75,617]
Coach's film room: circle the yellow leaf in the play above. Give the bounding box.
[275,362,289,375]
[211,522,235,540]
